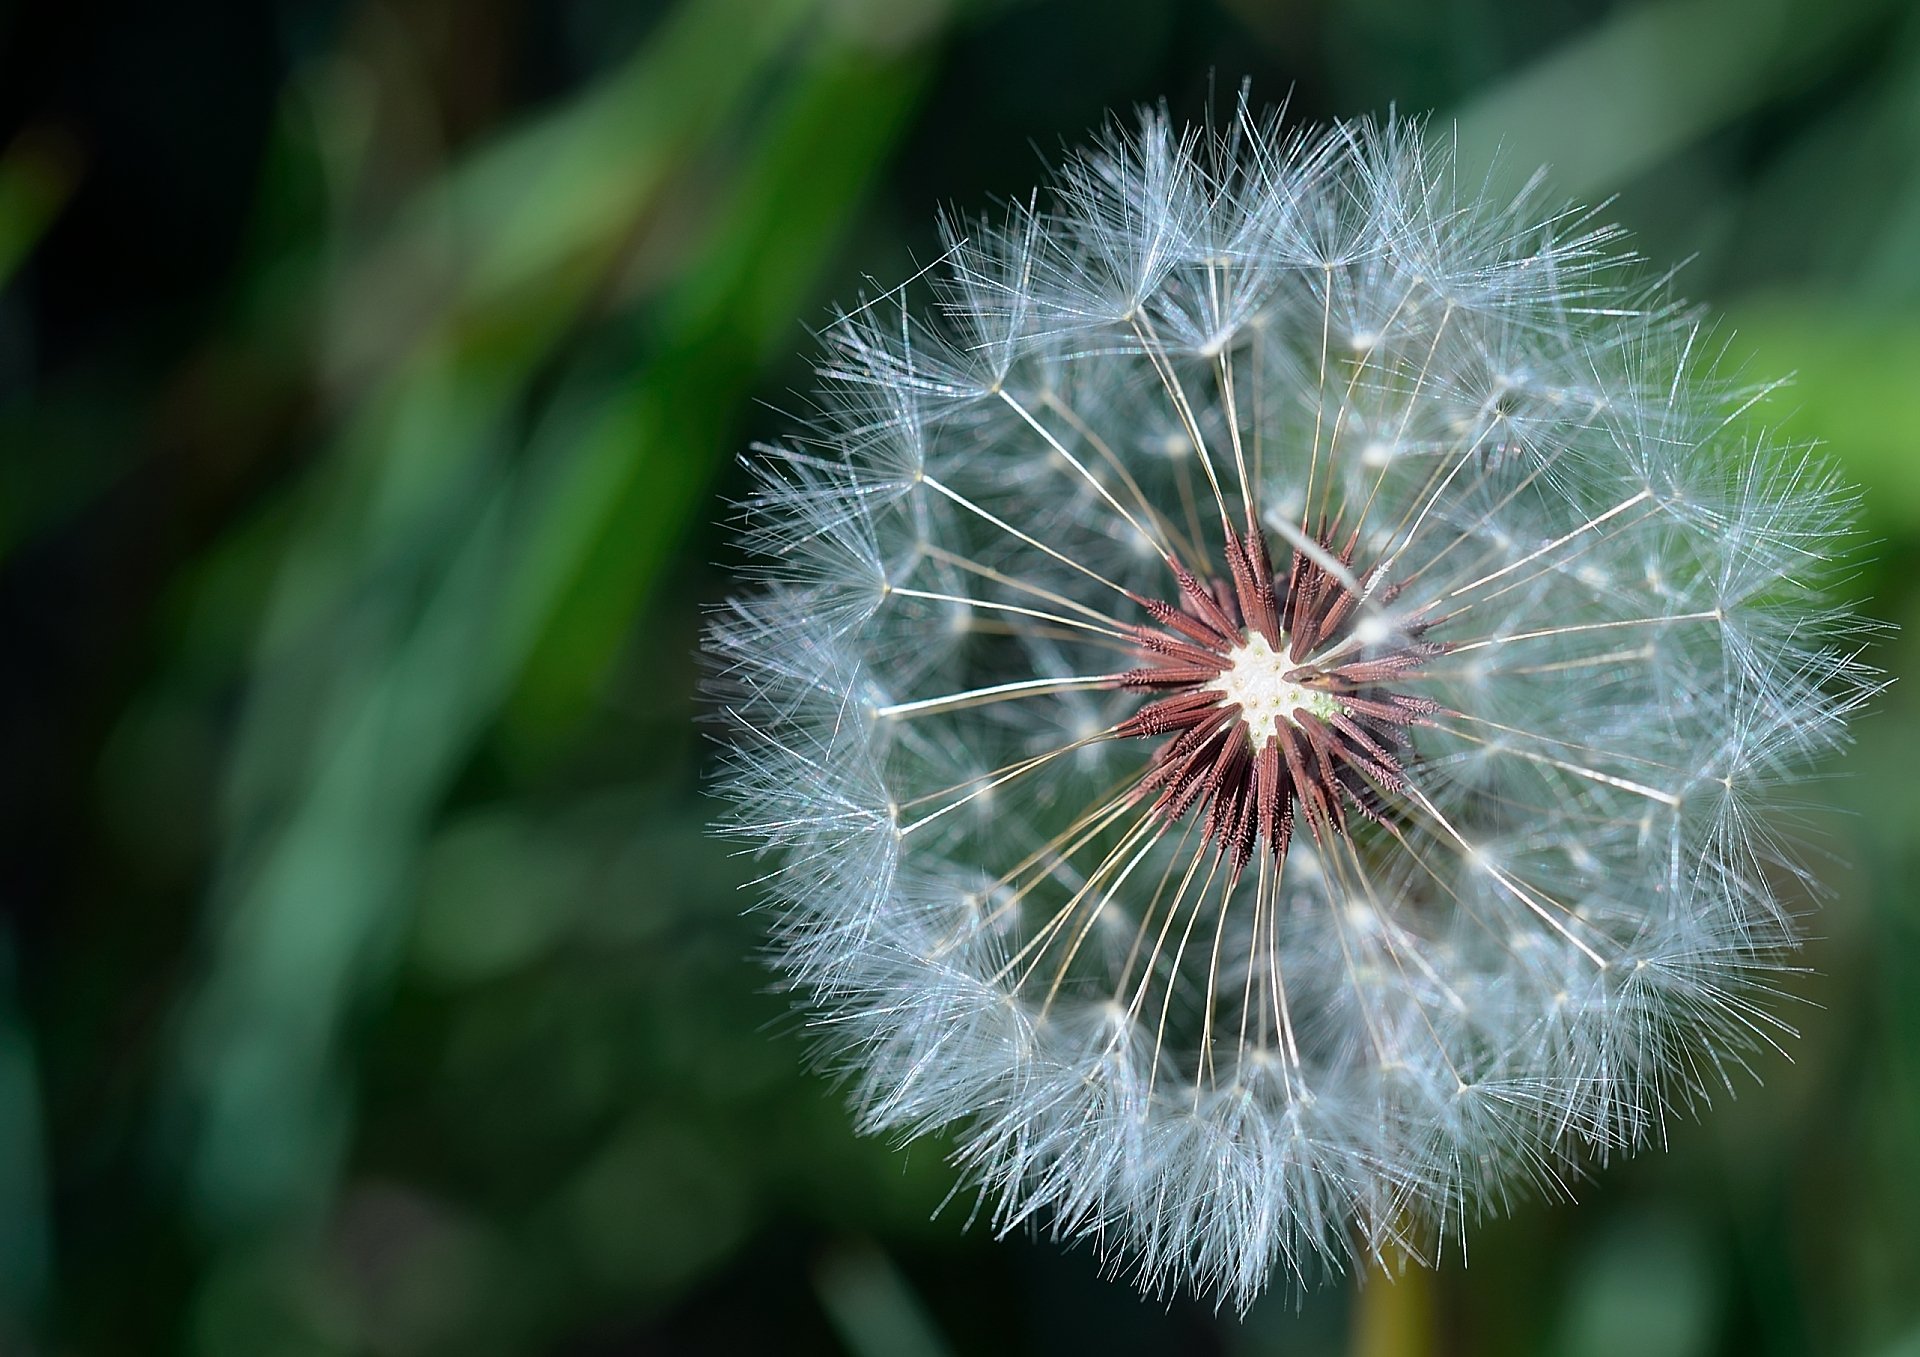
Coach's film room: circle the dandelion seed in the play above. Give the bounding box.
[706,99,1875,1309]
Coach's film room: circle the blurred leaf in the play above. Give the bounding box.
[815,1243,955,1357]
[1554,1212,1716,1357]
[316,0,819,393]
[161,0,936,1246]
[1729,300,1920,530]
[501,40,933,747]
[1452,0,1896,200]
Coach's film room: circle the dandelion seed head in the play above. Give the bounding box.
[705,99,1876,1310]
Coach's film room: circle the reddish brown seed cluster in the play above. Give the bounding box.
[1114,521,1444,879]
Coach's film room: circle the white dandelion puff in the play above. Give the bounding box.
[705,101,1876,1310]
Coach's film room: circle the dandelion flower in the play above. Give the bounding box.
[706,103,1871,1308]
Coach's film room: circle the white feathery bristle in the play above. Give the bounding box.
[704,102,1876,1311]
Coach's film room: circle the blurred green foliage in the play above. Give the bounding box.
[2,0,1917,1353]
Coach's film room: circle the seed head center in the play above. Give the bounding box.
[1210,632,1340,747]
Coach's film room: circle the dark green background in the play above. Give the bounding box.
[3,0,1917,1352]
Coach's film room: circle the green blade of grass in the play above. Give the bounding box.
[164,3,934,1236]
